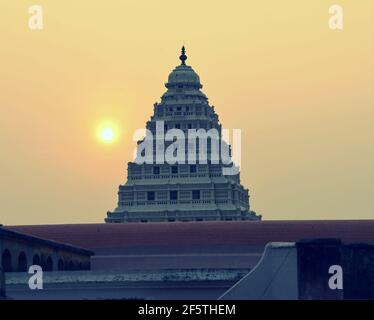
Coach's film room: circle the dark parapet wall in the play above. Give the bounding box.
[296,239,343,300]
[296,239,374,300]
[0,267,5,299]
[343,243,374,299]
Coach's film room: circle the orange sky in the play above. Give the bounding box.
[0,0,373,225]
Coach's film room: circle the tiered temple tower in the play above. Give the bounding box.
[105,48,261,223]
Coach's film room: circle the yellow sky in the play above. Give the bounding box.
[0,1,373,225]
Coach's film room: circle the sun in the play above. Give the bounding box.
[96,120,120,145]
[99,127,116,143]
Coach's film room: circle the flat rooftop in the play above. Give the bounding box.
[6,220,374,250]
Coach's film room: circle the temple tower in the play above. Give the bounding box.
[106,48,261,223]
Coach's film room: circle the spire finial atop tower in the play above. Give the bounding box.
[179,46,187,65]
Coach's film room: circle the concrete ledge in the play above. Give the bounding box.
[5,268,250,285]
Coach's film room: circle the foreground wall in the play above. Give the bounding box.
[220,239,374,300]
[3,239,374,300]
[0,228,93,272]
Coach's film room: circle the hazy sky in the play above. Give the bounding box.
[1,1,373,225]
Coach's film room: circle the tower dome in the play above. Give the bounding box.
[162,47,206,103]
[166,65,201,88]
[165,47,202,89]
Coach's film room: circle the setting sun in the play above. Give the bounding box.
[99,127,116,143]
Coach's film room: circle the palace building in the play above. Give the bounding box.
[105,48,261,223]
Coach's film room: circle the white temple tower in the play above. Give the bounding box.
[105,47,261,223]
